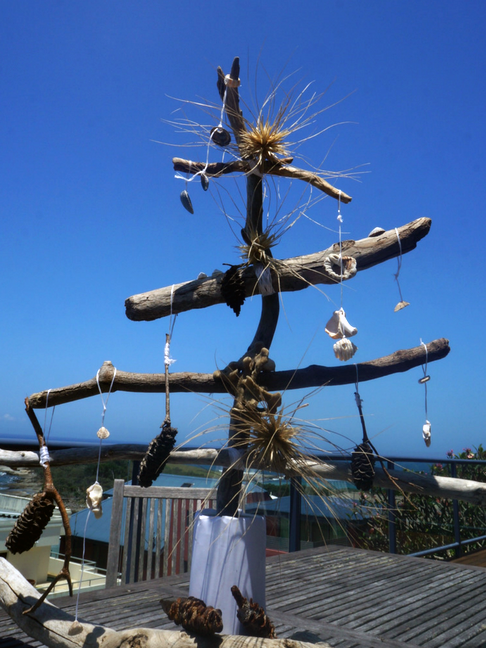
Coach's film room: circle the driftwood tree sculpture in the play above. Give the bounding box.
[0,56,459,646]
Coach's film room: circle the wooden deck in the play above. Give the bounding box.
[1,545,486,648]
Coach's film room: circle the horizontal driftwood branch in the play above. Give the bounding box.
[1,444,485,506]
[0,559,330,648]
[173,157,352,204]
[125,218,430,321]
[26,338,449,408]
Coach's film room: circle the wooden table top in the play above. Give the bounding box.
[2,545,486,648]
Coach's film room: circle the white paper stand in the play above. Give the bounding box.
[189,509,266,635]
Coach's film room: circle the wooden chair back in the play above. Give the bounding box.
[106,479,217,587]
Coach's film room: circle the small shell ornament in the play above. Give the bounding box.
[68,621,84,636]
[180,189,194,214]
[333,338,358,362]
[394,300,410,312]
[423,420,432,447]
[86,482,103,519]
[97,426,110,439]
[325,308,358,339]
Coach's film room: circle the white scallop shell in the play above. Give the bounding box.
[423,420,432,447]
[394,300,410,312]
[368,226,385,237]
[97,426,110,439]
[325,308,358,339]
[333,338,358,361]
[324,254,357,281]
[86,482,103,518]
[197,272,208,280]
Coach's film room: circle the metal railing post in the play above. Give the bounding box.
[289,477,302,552]
[450,461,462,558]
[387,460,397,554]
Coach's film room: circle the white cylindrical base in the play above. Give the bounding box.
[189,509,266,635]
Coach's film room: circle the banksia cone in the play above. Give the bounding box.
[138,423,177,488]
[160,596,223,636]
[221,265,246,316]
[231,585,276,639]
[6,492,55,554]
[351,441,376,491]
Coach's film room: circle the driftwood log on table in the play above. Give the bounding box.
[0,559,331,648]
[26,338,449,409]
[125,218,430,321]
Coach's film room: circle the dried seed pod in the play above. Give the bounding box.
[351,441,376,491]
[180,189,194,214]
[161,596,223,636]
[210,126,231,147]
[221,265,246,316]
[138,423,177,488]
[6,492,55,554]
[231,586,276,639]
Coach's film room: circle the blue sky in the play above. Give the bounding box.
[1,1,485,461]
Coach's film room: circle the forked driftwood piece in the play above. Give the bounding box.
[172,157,353,204]
[125,218,430,321]
[26,338,450,409]
[0,559,332,648]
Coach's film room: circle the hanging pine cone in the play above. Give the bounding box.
[351,441,376,491]
[231,585,276,639]
[160,596,223,636]
[138,423,177,488]
[6,492,55,554]
[221,265,246,316]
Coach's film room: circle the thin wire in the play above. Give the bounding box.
[43,389,56,444]
[394,228,405,302]
[337,191,344,308]
[420,339,429,420]
[74,510,91,623]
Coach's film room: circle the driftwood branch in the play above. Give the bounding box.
[26,338,449,409]
[0,559,330,648]
[1,445,486,506]
[125,218,430,322]
[172,157,352,204]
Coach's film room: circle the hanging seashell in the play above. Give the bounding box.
[418,375,430,384]
[333,338,358,362]
[97,426,110,439]
[394,300,410,312]
[180,189,194,214]
[325,308,358,339]
[323,254,357,281]
[200,174,210,191]
[68,621,84,636]
[210,126,231,147]
[86,482,103,519]
[368,226,385,238]
[423,420,432,447]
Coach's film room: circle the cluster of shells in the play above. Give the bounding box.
[325,308,358,361]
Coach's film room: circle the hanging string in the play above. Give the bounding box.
[337,190,344,309]
[419,339,432,446]
[40,389,54,468]
[95,367,117,482]
[394,228,409,311]
[165,285,177,368]
[73,510,91,626]
[175,81,230,184]
[354,364,369,444]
